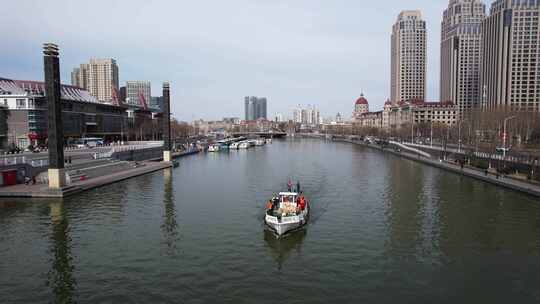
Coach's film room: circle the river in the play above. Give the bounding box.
[1,138,540,303]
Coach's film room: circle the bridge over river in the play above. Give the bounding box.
[231,131,287,138]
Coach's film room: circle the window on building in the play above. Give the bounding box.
[16,99,26,109]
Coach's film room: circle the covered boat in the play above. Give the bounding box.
[208,144,220,152]
[264,192,309,236]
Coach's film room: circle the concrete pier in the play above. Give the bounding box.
[0,161,172,198]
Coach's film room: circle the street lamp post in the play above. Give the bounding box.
[430,120,433,148]
[458,119,466,154]
[503,115,517,158]
[410,111,414,144]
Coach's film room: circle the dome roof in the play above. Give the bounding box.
[355,94,368,105]
[384,99,392,106]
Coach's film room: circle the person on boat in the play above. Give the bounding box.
[296,181,301,193]
[287,180,293,192]
[298,193,307,211]
[266,200,274,215]
[272,195,279,210]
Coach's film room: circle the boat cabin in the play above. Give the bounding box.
[279,192,298,204]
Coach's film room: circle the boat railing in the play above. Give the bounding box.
[280,215,300,224]
[265,215,279,224]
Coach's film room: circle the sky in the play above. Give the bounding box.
[1,0,467,121]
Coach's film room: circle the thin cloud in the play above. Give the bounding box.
[0,0,448,120]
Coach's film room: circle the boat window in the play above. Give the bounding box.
[281,196,296,203]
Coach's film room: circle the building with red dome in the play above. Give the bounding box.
[352,96,457,131]
[353,94,369,120]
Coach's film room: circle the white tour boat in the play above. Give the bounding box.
[240,140,256,149]
[238,141,250,149]
[208,144,220,152]
[265,192,309,236]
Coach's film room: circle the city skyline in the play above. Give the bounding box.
[1,0,457,121]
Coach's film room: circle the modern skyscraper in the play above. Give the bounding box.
[256,97,267,120]
[71,63,89,89]
[293,105,302,123]
[71,68,80,87]
[71,59,119,103]
[245,96,255,120]
[125,81,151,107]
[480,0,540,112]
[440,0,486,114]
[244,96,267,120]
[293,104,320,125]
[151,96,164,111]
[390,10,427,103]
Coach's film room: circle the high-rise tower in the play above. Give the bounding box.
[390,10,427,103]
[71,59,119,102]
[480,0,540,112]
[440,0,486,114]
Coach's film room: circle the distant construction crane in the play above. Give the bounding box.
[138,90,148,110]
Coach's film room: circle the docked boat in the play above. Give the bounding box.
[238,141,252,149]
[208,144,220,152]
[230,142,240,150]
[266,138,273,144]
[264,192,309,236]
[255,139,266,146]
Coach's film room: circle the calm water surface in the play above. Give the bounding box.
[1,138,540,303]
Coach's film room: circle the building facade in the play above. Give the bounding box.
[0,101,7,149]
[292,104,320,125]
[440,0,486,114]
[353,97,457,132]
[244,96,267,120]
[391,10,427,103]
[480,0,540,112]
[0,77,128,149]
[71,59,120,103]
[151,96,164,111]
[125,81,151,107]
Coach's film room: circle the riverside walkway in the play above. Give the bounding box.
[395,148,540,198]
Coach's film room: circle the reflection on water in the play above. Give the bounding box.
[47,202,76,304]
[1,139,540,303]
[263,228,307,270]
[385,159,426,259]
[161,168,179,255]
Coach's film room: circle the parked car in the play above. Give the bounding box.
[495,147,511,154]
